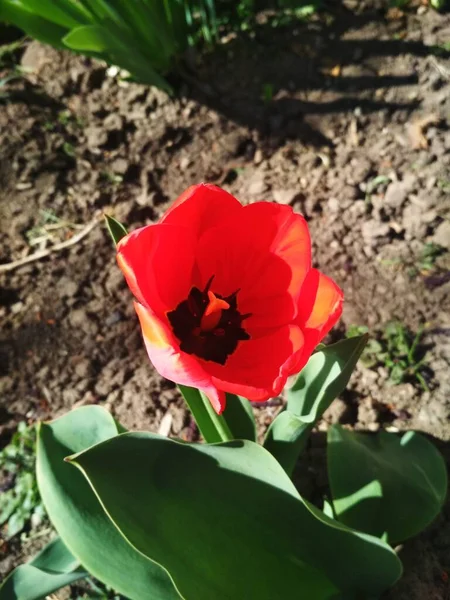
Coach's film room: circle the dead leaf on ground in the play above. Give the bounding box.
[330,65,342,77]
[408,114,440,150]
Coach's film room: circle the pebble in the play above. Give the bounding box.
[432,220,450,250]
[327,197,340,212]
[253,149,263,165]
[104,113,124,131]
[10,301,24,314]
[247,177,268,197]
[272,189,299,205]
[74,358,92,379]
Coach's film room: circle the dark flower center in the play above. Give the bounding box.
[167,276,250,365]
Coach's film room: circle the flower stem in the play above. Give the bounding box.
[178,385,233,443]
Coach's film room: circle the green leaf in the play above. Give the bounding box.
[63,24,111,52]
[264,411,312,476]
[287,335,368,419]
[36,406,180,600]
[0,536,87,600]
[6,511,26,539]
[63,23,173,91]
[8,0,88,29]
[223,393,256,441]
[328,425,448,543]
[70,432,402,599]
[0,2,68,48]
[104,214,127,246]
[264,336,368,474]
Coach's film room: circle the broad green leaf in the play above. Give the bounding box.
[328,425,448,543]
[36,406,180,600]
[0,536,87,600]
[287,335,368,419]
[104,214,127,246]
[71,432,402,600]
[265,336,368,474]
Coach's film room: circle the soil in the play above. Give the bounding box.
[1,1,450,598]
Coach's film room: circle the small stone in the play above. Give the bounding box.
[361,220,390,242]
[62,388,79,405]
[272,189,299,205]
[247,176,268,197]
[111,158,129,175]
[180,156,191,170]
[253,149,263,165]
[104,113,124,131]
[384,182,407,209]
[105,311,123,326]
[74,359,92,379]
[86,126,108,149]
[60,278,78,298]
[10,301,24,314]
[327,197,340,212]
[68,309,86,329]
[16,182,33,191]
[323,398,349,424]
[432,220,450,250]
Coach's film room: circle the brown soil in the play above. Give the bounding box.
[1,1,450,598]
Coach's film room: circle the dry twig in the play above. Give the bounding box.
[0,215,102,273]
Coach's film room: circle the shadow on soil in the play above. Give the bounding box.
[180,4,449,148]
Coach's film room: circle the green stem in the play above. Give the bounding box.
[178,385,233,443]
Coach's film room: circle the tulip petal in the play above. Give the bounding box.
[117,224,196,316]
[204,325,304,402]
[161,183,243,237]
[298,268,343,334]
[195,202,311,329]
[290,269,344,374]
[135,302,225,414]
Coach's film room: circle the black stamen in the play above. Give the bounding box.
[167,277,251,365]
[204,275,215,293]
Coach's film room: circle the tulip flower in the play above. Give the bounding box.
[117,184,343,414]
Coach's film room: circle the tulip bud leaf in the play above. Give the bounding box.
[328,425,448,544]
[287,334,368,420]
[223,393,256,442]
[105,214,127,246]
[0,537,87,600]
[264,335,368,475]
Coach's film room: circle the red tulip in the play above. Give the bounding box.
[117,184,343,414]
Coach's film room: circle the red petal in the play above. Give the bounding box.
[297,268,343,334]
[204,325,304,402]
[160,183,242,236]
[290,269,344,374]
[117,224,196,316]
[135,302,225,414]
[195,202,311,331]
